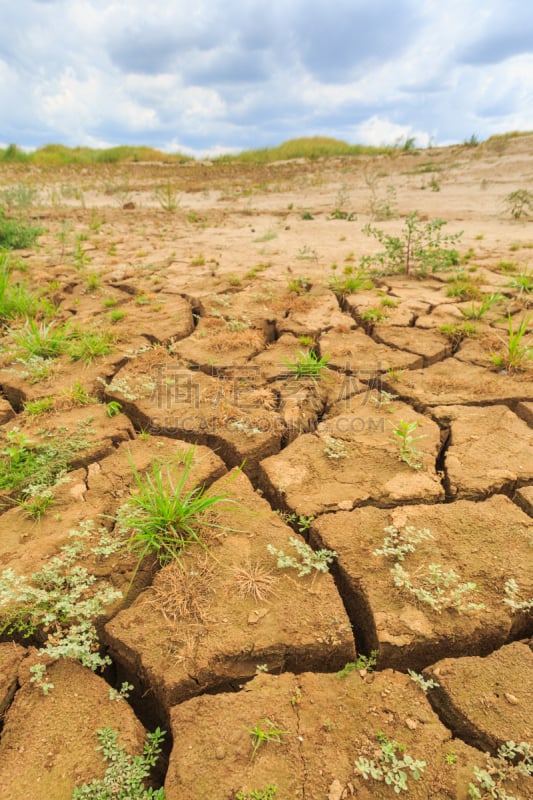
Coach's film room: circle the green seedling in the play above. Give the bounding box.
[105,401,122,417]
[236,786,277,800]
[246,719,289,760]
[283,350,329,381]
[336,651,378,678]
[355,732,426,794]
[328,263,374,294]
[491,314,532,373]
[507,268,533,295]
[0,253,38,319]
[391,420,425,469]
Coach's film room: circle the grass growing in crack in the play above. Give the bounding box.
[283,350,329,381]
[336,651,378,678]
[267,537,337,577]
[407,670,439,693]
[72,726,166,799]
[246,719,289,760]
[390,420,425,470]
[507,268,533,296]
[491,314,532,373]
[355,732,426,794]
[328,263,374,294]
[115,448,236,578]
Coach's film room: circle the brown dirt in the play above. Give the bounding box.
[0,136,532,798]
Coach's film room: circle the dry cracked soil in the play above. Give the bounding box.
[0,135,532,799]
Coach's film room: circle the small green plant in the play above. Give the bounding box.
[68,329,114,363]
[72,726,166,799]
[12,319,71,358]
[0,207,44,249]
[390,420,425,469]
[109,309,126,322]
[503,579,533,613]
[115,448,235,575]
[0,523,122,683]
[360,307,387,328]
[446,277,481,301]
[23,396,54,415]
[323,435,349,460]
[391,562,485,613]
[407,669,439,693]
[336,651,378,678]
[362,211,462,276]
[246,719,289,760]
[283,350,329,381]
[468,740,532,800]
[0,253,38,319]
[439,322,478,351]
[460,293,503,320]
[286,274,311,293]
[296,244,318,262]
[106,400,122,417]
[108,681,134,703]
[267,537,337,577]
[85,271,100,291]
[507,269,533,295]
[373,525,433,562]
[491,315,532,373]
[355,732,426,794]
[236,787,277,800]
[445,752,458,765]
[504,189,533,220]
[328,263,374,294]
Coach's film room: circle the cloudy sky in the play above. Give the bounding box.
[2,0,533,156]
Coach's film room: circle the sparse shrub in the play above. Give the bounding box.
[355,732,426,793]
[504,189,533,220]
[362,211,462,276]
[267,537,337,577]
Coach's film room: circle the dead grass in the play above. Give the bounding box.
[148,555,216,624]
[231,560,278,602]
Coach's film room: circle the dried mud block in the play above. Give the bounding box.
[277,294,353,338]
[310,496,533,670]
[170,317,268,371]
[0,643,25,715]
[416,303,465,329]
[382,277,454,306]
[374,325,452,366]
[0,396,15,424]
[423,642,533,753]
[0,658,147,800]
[386,357,533,407]
[514,485,533,516]
[320,328,423,373]
[164,669,485,800]
[0,437,226,608]
[61,289,195,345]
[0,349,128,408]
[104,470,355,721]
[0,404,134,514]
[259,396,443,516]
[432,404,533,498]
[105,350,282,479]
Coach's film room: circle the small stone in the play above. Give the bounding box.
[328,779,343,800]
[405,718,418,730]
[504,693,519,705]
[215,746,225,760]
[247,608,268,625]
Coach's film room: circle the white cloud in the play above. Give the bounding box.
[1,0,532,152]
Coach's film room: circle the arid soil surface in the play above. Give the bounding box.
[0,135,532,799]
